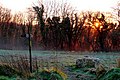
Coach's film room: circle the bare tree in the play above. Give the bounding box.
[32,0,75,50]
[0,6,12,48]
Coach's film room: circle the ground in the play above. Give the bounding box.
[0,50,120,80]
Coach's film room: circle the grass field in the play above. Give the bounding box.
[0,50,119,67]
[0,49,120,80]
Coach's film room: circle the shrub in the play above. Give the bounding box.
[0,65,21,77]
[33,67,66,80]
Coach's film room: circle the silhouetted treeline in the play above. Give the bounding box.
[0,3,119,51]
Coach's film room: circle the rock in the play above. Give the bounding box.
[76,58,84,68]
[85,58,95,67]
[82,68,96,75]
[96,64,106,78]
[76,56,100,68]
[88,68,96,74]
[93,58,100,68]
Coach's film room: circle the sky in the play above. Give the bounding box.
[0,0,119,14]
[69,0,119,12]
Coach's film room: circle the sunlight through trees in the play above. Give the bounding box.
[0,0,119,51]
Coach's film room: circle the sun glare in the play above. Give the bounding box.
[95,22,100,27]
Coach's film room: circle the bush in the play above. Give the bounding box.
[0,65,21,77]
[33,69,64,80]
